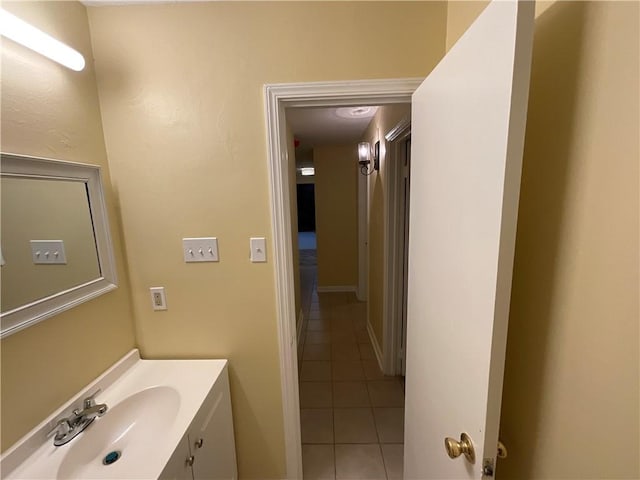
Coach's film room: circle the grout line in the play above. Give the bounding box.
[330,299,337,480]
[379,442,389,480]
[370,371,390,479]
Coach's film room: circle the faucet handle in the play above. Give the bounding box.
[46,418,71,439]
[83,388,102,408]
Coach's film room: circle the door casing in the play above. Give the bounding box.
[264,78,422,478]
[382,118,412,375]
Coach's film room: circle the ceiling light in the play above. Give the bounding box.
[0,9,85,71]
[335,106,377,120]
[299,167,315,176]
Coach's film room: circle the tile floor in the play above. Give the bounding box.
[298,268,405,480]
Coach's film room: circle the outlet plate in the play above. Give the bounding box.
[183,237,219,263]
[150,287,167,311]
[30,240,67,264]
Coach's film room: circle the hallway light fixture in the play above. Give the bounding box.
[0,8,85,71]
[299,167,315,176]
[358,141,379,176]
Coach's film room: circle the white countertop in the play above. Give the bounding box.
[1,350,228,479]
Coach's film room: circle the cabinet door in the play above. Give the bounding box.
[190,369,238,480]
[159,435,194,480]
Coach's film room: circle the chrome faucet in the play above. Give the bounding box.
[73,390,108,420]
[47,389,108,446]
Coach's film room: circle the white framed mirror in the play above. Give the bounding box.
[1,153,117,338]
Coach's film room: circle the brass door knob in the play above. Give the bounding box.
[444,432,475,464]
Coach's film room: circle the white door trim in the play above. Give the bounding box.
[357,162,368,301]
[382,117,411,375]
[264,78,422,479]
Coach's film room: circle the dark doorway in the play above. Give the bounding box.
[296,184,316,232]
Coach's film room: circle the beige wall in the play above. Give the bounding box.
[87,2,447,477]
[445,0,490,50]
[0,1,136,451]
[296,146,315,184]
[360,104,411,351]
[447,1,640,478]
[314,145,359,288]
[1,178,100,311]
[445,1,555,49]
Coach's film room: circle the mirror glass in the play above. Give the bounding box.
[1,177,101,311]
[1,153,117,337]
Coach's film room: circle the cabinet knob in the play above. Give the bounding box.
[185,455,195,467]
[195,438,204,449]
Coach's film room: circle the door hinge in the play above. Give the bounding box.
[482,458,495,477]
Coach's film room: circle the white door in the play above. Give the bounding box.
[404,1,534,478]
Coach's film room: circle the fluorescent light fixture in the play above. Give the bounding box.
[0,9,85,71]
[299,167,315,176]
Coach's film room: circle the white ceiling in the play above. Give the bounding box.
[286,106,378,148]
[287,106,381,167]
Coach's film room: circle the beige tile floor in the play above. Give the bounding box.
[298,267,405,480]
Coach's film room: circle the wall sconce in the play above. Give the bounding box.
[299,167,315,176]
[0,8,85,71]
[358,141,379,176]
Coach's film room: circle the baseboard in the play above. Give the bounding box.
[316,285,357,293]
[366,321,384,372]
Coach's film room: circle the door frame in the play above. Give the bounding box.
[382,117,412,375]
[264,78,422,478]
[357,160,368,301]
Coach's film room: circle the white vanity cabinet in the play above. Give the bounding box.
[161,365,237,480]
[0,351,236,480]
[161,436,193,480]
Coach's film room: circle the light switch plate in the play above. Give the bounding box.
[183,237,219,262]
[250,237,267,263]
[30,240,67,264]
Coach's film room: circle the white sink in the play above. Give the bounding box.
[57,386,180,479]
[1,350,232,479]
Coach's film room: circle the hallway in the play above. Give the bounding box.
[298,267,405,479]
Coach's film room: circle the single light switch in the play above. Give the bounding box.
[183,237,219,263]
[30,240,67,264]
[250,237,267,263]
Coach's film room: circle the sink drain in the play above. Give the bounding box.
[103,451,122,465]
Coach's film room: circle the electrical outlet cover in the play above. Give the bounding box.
[150,287,167,311]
